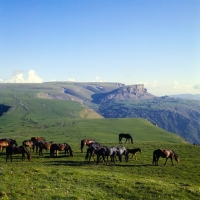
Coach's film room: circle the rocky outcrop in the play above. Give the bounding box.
[97,84,155,103]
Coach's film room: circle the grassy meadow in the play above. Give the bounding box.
[0,83,200,199]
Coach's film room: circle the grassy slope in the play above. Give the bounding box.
[0,83,199,199]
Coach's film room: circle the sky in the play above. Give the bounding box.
[0,0,200,96]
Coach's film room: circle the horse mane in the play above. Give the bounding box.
[170,149,178,158]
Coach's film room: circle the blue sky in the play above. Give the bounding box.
[0,0,199,96]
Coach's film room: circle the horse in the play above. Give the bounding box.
[152,149,179,166]
[38,141,54,156]
[119,133,133,144]
[81,139,95,153]
[127,148,142,160]
[117,146,129,162]
[0,138,18,152]
[30,137,46,153]
[31,137,45,142]
[6,145,31,162]
[85,142,101,162]
[96,146,118,165]
[50,143,74,157]
[22,140,34,152]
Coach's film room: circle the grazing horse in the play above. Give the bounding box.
[96,146,118,165]
[22,140,34,152]
[38,141,54,156]
[117,146,129,162]
[119,133,133,144]
[152,149,179,166]
[6,145,31,162]
[81,139,95,153]
[30,137,46,153]
[85,142,101,162]
[127,148,142,160]
[0,138,18,152]
[50,143,74,157]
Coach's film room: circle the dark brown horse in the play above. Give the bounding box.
[81,139,95,153]
[0,138,18,151]
[119,133,133,144]
[152,149,179,166]
[6,145,31,162]
[127,148,142,160]
[22,140,34,152]
[38,141,54,156]
[50,143,74,157]
[30,137,46,153]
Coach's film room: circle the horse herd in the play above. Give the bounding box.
[0,133,180,166]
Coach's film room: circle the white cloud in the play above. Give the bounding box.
[0,69,43,83]
[67,78,75,82]
[94,76,106,82]
[173,81,180,89]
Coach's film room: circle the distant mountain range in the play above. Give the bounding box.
[1,82,200,144]
[169,94,200,100]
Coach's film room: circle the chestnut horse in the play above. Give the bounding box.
[38,141,54,156]
[152,149,179,166]
[50,143,74,157]
[81,139,95,153]
[127,148,142,160]
[0,138,18,152]
[22,140,34,152]
[6,145,31,162]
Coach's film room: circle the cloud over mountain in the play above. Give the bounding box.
[0,69,43,83]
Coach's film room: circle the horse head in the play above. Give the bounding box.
[175,154,179,163]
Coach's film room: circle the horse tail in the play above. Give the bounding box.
[85,147,90,160]
[152,150,156,164]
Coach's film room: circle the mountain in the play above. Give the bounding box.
[0,82,200,144]
[95,85,200,144]
[62,83,200,144]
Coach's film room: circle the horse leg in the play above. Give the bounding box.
[6,154,9,162]
[22,153,25,161]
[171,157,174,166]
[156,156,159,166]
[164,158,168,166]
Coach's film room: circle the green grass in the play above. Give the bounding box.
[0,83,199,199]
[0,142,200,200]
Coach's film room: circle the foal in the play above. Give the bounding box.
[127,148,142,160]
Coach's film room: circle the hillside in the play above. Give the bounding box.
[0,82,199,144]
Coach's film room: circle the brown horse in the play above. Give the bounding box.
[38,141,54,156]
[30,137,46,153]
[6,145,31,162]
[152,149,179,166]
[50,143,74,157]
[127,148,142,160]
[22,140,34,152]
[81,139,95,153]
[31,137,45,142]
[0,138,18,151]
